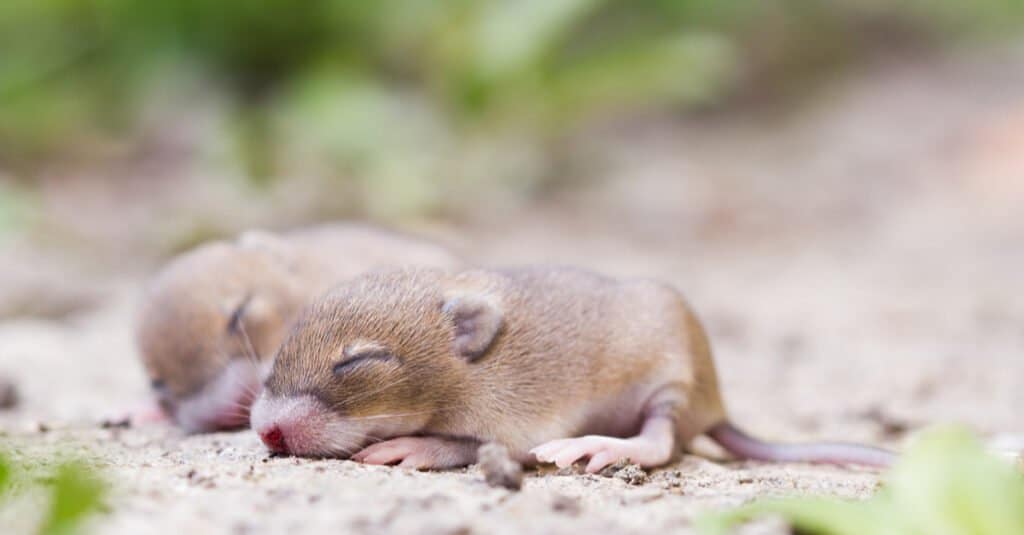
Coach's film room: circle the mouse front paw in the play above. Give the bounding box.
[351,436,479,470]
[106,401,170,428]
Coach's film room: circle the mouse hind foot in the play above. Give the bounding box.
[530,414,675,473]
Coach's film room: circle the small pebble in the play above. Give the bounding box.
[0,377,19,410]
[101,417,132,429]
[555,463,586,476]
[551,494,581,516]
[599,458,648,485]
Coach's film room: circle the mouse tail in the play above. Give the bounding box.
[706,421,896,468]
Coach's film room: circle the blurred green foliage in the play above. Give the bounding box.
[1,0,1022,198]
[0,451,107,535]
[0,183,38,240]
[697,427,1024,535]
[40,461,108,535]
[0,452,10,491]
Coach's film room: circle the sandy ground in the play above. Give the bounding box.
[1,45,1024,534]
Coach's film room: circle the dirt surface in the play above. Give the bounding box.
[1,45,1023,534]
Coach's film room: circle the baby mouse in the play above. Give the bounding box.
[251,267,894,472]
[136,224,461,433]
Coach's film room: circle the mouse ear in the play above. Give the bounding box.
[224,293,274,332]
[442,294,503,362]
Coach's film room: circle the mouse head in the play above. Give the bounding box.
[250,269,502,457]
[137,232,304,432]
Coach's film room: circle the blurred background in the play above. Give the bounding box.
[1,0,1022,256]
[1,0,1023,434]
[1,3,1024,531]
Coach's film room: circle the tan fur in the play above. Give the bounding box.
[136,224,462,421]
[264,266,727,459]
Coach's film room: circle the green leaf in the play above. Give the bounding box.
[0,452,11,494]
[545,31,736,122]
[39,461,107,535]
[697,426,1024,535]
[471,0,604,79]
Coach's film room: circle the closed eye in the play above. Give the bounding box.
[332,350,395,376]
[227,295,251,334]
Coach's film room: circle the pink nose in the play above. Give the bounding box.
[260,425,288,453]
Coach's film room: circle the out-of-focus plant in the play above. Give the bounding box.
[40,461,108,535]
[0,451,108,535]
[0,183,38,241]
[0,452,10,490]
[1,0,1023,215]
[697,427,1024,535]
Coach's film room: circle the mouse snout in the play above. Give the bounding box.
[259,425,288,453]
[250,393,368,457]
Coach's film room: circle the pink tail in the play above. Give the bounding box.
[707,422,895,468]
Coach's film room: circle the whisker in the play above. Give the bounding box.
[236,319,262,368]
[344,409,439,421]
[321,424,375,440]
[223,403,253,414]
[323,434,379,458]
[238,381,261,398]
[211,345,263,399]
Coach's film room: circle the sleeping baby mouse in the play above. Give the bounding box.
[136,224,461,433]
[251,267,894,471]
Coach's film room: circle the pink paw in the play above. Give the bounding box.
[351,436,477,470]
[530,435,671,473]
[104,401,169,428]
[132,404,170,425]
